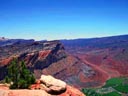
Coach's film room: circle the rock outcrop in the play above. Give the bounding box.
[60,85,85,96]
[0,87,85,96]
[0,75,85,96]
[0,90,51,96]
[0,40,95,88]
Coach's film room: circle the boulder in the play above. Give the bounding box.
[40,75,66,94]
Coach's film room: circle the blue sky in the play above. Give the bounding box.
[0,0,128,40]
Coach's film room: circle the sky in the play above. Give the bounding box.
[0,0,128,40]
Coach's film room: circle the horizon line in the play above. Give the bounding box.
[1,34,128,41]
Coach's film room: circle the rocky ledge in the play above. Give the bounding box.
[0,75,85,96]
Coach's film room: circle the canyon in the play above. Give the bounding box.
[0,35,128,89]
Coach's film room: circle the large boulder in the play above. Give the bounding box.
[40,75,66,94]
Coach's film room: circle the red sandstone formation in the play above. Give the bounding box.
[0,40,96,88]
[60,85,85,96]
[0,75,85,96]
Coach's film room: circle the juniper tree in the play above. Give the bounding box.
[5,59,35,89]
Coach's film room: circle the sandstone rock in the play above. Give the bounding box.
[40,75,66,93]
[0,90,51,96]
[0,88,85,96]
[0,90,8,96]
[59,85,85,96]
[0,84,9,90]
[29,83,41,90]
[0,75,85,96]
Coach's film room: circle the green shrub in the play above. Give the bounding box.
[5,59,35,89]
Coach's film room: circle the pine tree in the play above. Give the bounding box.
[5,58,35,89]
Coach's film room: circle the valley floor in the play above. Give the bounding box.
[82,77,128,96]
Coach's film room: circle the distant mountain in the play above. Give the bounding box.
[61,35,128,48]
[0,39,35,47]
[61,35,128,82]
[0,37,8,41]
